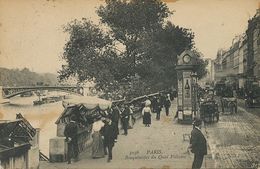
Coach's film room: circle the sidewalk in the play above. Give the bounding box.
[40,100,215,169]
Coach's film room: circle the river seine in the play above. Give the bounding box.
[0,95,64,157]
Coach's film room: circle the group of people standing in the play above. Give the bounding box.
[63,91,175,164]
[64,104,135,164]
[142,93,172,127]
[90,104,135,163]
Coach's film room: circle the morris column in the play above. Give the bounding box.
[176,50,199,123]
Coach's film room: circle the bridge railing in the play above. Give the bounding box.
[1,86,84,99]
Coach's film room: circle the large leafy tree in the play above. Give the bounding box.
[97,0,172,75]
[59,0,207,99]
[136,22,195,92]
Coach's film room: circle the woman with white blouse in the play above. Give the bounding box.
[142,105,152,127]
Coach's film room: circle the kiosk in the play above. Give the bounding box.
[176,50,199,123]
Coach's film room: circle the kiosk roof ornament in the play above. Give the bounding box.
[176,50,199,70]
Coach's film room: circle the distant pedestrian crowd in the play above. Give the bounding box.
[142,92,173,127]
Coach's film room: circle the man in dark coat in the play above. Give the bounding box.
[164,98,171,116]
[64,115,79,164]
[189,119,207,169]
[154,98,162,120]
[151,96,157,112]
[121,105,130,135]
[159,93,166,108]
[101,119,116,162]
[111,105,120,141]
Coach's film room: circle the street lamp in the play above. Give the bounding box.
[190,72,198,118]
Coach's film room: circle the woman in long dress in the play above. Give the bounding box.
[142,104,152,127]
[91,119,105,158]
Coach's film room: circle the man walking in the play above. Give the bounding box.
[188,119,207,169]
[121,105,130,135]
[111,105,120,141]
[164,98,171,116]
[64,115,79,164]
[101,118,117,163]
[154,98,162,120]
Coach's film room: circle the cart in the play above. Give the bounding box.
[199,100,219,123]
[245,89,260,108]
[220,97,237,114]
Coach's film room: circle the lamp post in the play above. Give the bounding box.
[190,72,198,118]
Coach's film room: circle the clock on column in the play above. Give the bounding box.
[183,54,191,64]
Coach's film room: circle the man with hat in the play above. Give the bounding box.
[188,118,207,169]
[101,118,117,163]
[64,114,79,164]
[111,105,120,141]
[121,104,130,135]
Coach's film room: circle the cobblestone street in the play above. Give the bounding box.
[205,103,260,169]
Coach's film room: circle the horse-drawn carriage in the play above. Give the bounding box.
[214,83,238,114]
[220,97,237,114]
[199,100,219,123]
[198,87,219,123]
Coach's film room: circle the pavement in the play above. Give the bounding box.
[205,98,260,169]
[40,98,260,169]
[40,100,215,169]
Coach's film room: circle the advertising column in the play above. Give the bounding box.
[183,72,192,110]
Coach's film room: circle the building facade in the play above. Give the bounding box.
[214,9,260,89]
[247,9,260,83]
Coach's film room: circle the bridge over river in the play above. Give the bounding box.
[0,86,89,99]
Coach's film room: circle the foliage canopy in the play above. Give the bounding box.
[59,0,207,100]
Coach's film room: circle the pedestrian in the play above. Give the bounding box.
[170,91,175,101]
[167,93,171,100]
[100,118,117,163]
[111,105,120,141]
[121,104,130,135]
[154,98,162,120]
[128,104,135,129]
[151,96,157,113]
[164,98,171,116]
[64,115,79,164]
[159,93,166,109]
[142,103,152,127]
[145,97,151,107]
[91,118,105,159]
[188,119,207,169]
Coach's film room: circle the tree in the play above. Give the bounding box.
[97,0,172,75]
[191,49,208,80]
[135,22,195,92]
[59,19,113,83]
[58,0,207,99]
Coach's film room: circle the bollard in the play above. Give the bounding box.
[49,137,68,162]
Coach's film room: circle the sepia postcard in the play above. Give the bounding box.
[0,0,259,169]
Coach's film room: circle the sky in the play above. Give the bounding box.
[0,0,259,74]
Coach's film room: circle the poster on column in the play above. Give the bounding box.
[183,72,192,110]
[0,0,259,169]
[177,78,183,110]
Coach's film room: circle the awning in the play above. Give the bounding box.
[0,115,36,146]
[56,96,112,124]
[62,96,112,110]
